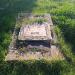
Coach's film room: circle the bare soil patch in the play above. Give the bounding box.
[5,45,64,61]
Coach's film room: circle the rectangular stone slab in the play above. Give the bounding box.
[18,14,53,40]
[23,25,46,37]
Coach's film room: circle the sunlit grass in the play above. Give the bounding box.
[0,0,75,75]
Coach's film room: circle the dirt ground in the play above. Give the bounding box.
[5,45,64,61]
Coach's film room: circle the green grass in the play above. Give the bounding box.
[21,18,47,25]
[0,0,75,75]
[0,60,75,75]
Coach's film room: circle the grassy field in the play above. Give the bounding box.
[0,0,75,75]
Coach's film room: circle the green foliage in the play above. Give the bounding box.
[20,18,47,25]
[55,26,75,63]
[0,60,68,75]
[0,60,75,75]
[0,0,75,75]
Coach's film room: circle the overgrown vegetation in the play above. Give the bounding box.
[0,0,75,75]
[0,60,75,75]
[21,18,47,24]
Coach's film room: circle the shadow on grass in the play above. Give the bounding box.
[59,19,75,54]
[0,0,37,53]
[0,0,37,31]
[53,14,75,54]
[0,60,64,75]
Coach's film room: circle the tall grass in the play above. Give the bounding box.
[0,60,75,75]
[0,0,75,75]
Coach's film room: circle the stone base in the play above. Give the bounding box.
[5,45,64,61]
